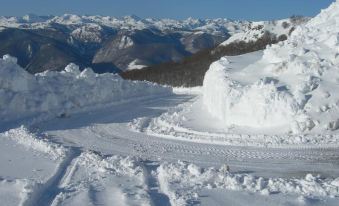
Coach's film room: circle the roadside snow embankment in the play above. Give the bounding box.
[0,55,171,124]
[203,0,339,134]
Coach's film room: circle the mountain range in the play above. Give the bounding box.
[0,14,308,85]
[0,14,244,73]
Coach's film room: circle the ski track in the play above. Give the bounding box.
[36,95,339,176]
[141,160,171,206]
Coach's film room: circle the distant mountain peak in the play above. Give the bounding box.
[123,15,142,21]
[20,14,53,23]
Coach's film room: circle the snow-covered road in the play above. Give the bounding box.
[37,94,339,178]
[0,92,332,205]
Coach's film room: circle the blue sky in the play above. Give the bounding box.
[0,0,335,20]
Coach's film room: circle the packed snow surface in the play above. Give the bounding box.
[0,55,171,126]
[203,0,339,134]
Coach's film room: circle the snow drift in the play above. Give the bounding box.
[203,0,339,134]
[0,55,171,124]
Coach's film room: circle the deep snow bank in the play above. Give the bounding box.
[203,0,339,134]
[0,55,171,123]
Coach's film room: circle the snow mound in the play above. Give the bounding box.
[203,1,339,134]
[0,55,171,124]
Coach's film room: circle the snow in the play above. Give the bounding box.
[4,126,66,160]
[1,91,339,205]
[0,126,67,206]
[118,35,134,49]
[51,152,151,206]
[203,0,339,134]
[130,51,339,147]
[173,86,203,95]
[132,93,339,147]
[0,179,32,206]
[70,24,103,43]
[157,160,339,205]
[126,59,147,71]
[220,17,309,46]
[0,55,171,128]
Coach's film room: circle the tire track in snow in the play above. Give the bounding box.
[23,147,82,206]
[69,121,339,176]
[141,160,171,206]
[37,94,339,179]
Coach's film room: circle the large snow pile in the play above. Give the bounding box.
[0,55,171,124]
[203,0,339,134]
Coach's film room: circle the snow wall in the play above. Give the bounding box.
[0,55,172,123]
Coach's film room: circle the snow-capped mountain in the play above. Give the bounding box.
[0,14,307,74]
[0,14,245,73]
[220,16,309,46]
[0,14,245,34]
